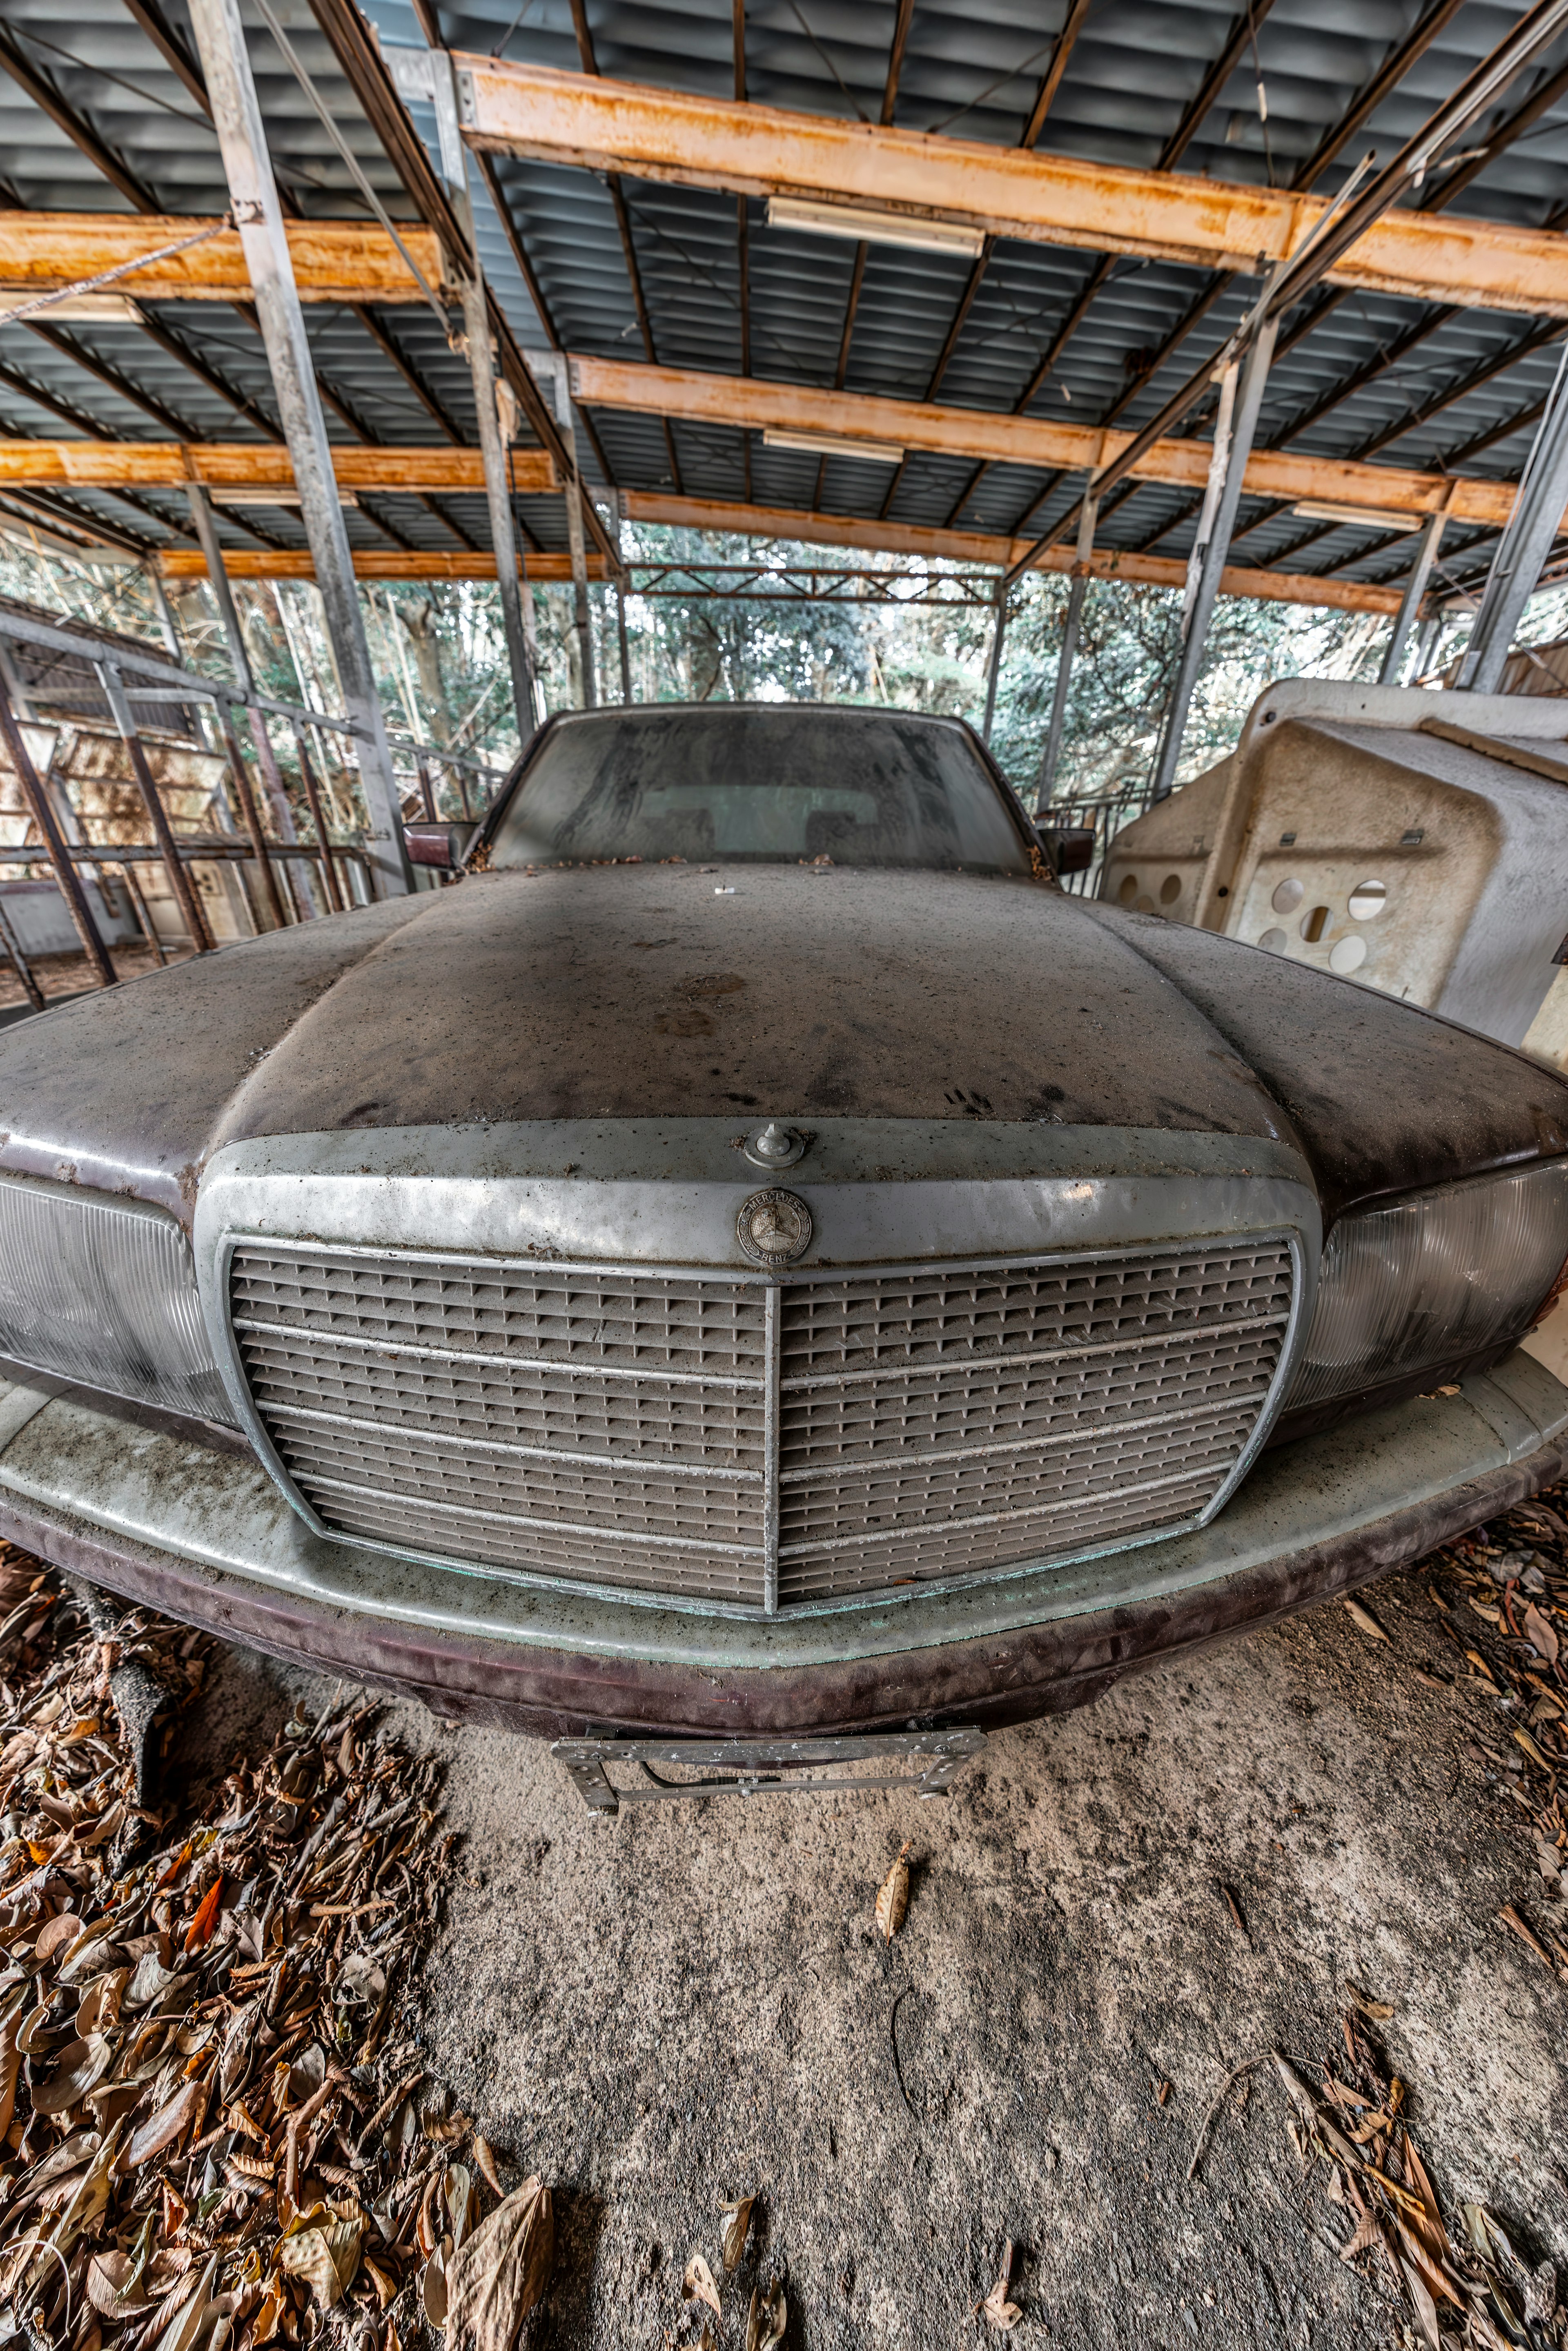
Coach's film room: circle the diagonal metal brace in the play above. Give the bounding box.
[552,1727,987,1815]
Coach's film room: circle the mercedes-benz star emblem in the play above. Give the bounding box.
[737,1187,813,1268]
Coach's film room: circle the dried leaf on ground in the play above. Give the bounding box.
[277,2211,363,2308]
[875,1841,912,1941]
[721,2194,756,2273]
[0,1540,497,2351]
[1296,1982,1562,2351]
[684,2250,723,2315]
[1523,1600,1560,1667]
[980,2239,1023,2330]
[1343,1980,1396,2021]
[1343,1597,1390,1641]
[747,2277,788,2351]
[444,2175,555,2350]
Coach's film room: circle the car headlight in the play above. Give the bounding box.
[0,1172,233,1425]
[1286,1160,1568,1413]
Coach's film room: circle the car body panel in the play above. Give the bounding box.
[0,1348,1560,1734]
[0,864,1563,1241]
[2,696,1568,1739]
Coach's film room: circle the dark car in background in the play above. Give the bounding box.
[0,703,1562,1741]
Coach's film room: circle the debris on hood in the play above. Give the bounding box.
[0,1542,550,2350]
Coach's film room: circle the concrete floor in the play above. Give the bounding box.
[183,1556,1567,2351]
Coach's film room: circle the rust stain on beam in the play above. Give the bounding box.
[0,442,555,494]
[572,357,1521,529]
[156,548,608,580]
[456,60,1568,319]
[0,213,449,305]
[159,504,1397,612]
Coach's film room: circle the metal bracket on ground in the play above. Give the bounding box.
[552,1727,988,1815]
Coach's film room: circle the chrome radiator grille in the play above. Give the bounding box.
[228,1237,1294,1613]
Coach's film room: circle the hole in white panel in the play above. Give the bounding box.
[1300,905,1330,943]
[1257,928,1287,954]
[1271,876,1304,913]
[1348,879,1387,920]
[1117,874,1138,905]
[1330,934,1368,975]
[1160,874,1181,905]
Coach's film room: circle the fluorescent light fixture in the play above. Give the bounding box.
[762,426,904,466]
[766,196,985,259]
[0,294,143,327]
[1292,500,1425,533]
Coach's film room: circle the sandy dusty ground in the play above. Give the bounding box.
[178,1553,1567,2351]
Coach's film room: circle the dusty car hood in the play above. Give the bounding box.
[0,862,1561,1227]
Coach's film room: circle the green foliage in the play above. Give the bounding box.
[0,524,1398,829]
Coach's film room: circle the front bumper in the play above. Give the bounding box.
[0,1348,1563,1739]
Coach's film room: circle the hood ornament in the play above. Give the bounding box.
[737,1187,813,1268]
[744,1119,807,1170]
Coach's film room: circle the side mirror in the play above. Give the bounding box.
[1036,824,1095,876]
[404,820,479,871]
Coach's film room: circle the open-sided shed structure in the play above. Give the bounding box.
[7,0,1568,818]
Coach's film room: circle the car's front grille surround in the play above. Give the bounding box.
[225,1234,1297,1616]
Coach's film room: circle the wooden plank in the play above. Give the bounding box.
[0,213,449,304]
[458,59,1568,319]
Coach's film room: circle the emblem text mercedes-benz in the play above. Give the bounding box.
[736,1187,813,1268]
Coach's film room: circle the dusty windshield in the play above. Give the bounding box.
[487,706,1033,873]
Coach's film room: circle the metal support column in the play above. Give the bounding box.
[0,671,116,988]
[187,0,413,896]
[220,716,288,931]
[1034,494,1097,808]
[292,724,345,914]
[97,663,216,953]
[542,361,597,707]
[1456,346,1568,693]
[612,497,633,704]
[1379,509,1449,684]
[1410,613,1443,682]
[184,486,254,699]
[981,577,1009,746]
[249,708,316,917]
[424,46,536,733]
[462,277,537,733]
[1148,318,1279,802]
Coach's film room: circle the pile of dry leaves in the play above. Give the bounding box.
[0,1544,552,2351]
[1416,1486,1568,1977]
[1279,1991,1562,2350]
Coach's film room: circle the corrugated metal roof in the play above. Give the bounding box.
[0,0,1565,600]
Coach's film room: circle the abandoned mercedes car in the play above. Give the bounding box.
[0,701,1563,1742]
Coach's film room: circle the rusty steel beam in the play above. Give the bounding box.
[564,354,1529,531]
[455,57,1568,317]
[1294,0,1468,189]
[118,0,212,115]
[159,505,1402,615]
[303,0,619,570]
[0,442,555,495]
[0,212,449,304]
[159,547,610,581]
